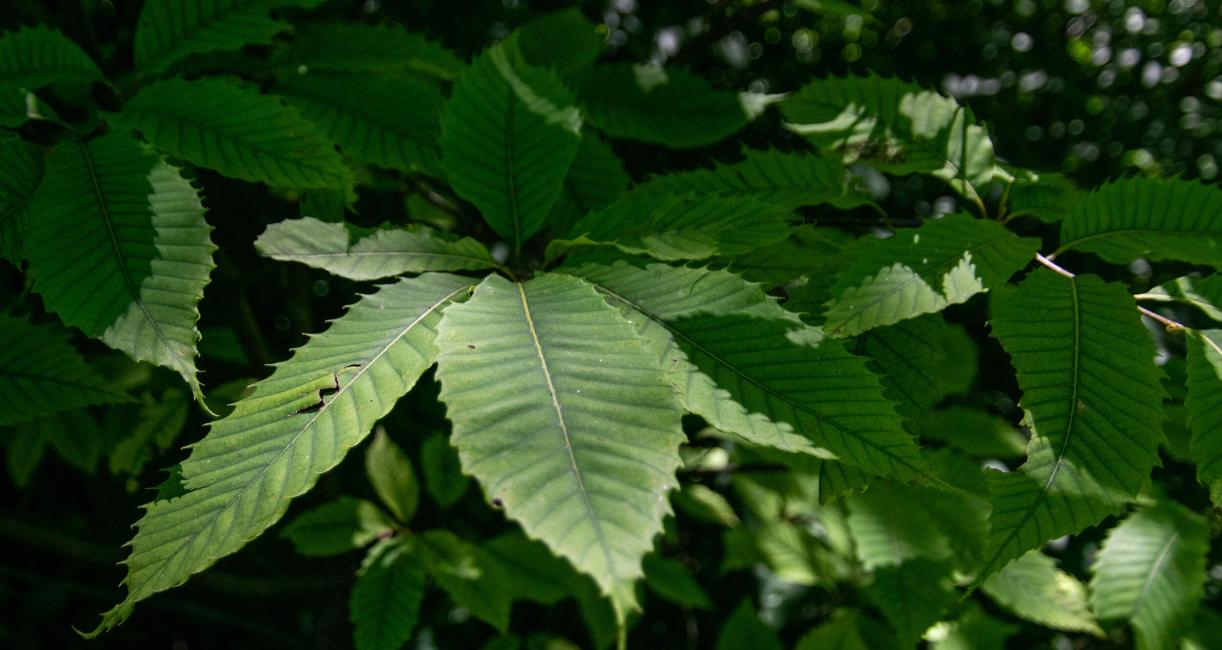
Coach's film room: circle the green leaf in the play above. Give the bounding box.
[556,192,792,262]
[0,131,42,261]
[846,480,955,569]
[1141,275,1222,322]
[717,601,784,650]
[636,149,873,211]
[85,273,472,636]
[795,614,868,650]
[781,74,997,206]
[417,530,516,632]
[280,497,395,556]
[514,8,603,75]
[110,77,354,191]
[35,409,106,475]
[23,134,216,403]
[1090,502,1209,650]
[0,25,101,88]
[350,537,426,650]
[1005,172,1080,224]
[673,484,740,528]
[365,430,419,524]
[823,214,1039,338]
[545,133,629,235]
[255,217,497,280]
[726,225,853,289]
[575,64,749,148]
[133,0,326,76]
[927,604,1018,650]
[870,559,957,649]
[272,22,464,81]
[856,315,952,433]
[108,389,189,476]
[982,551,1101,634]
[975,269,1167,584]
[0,85,60,129]
[642,555,711,609]
[434,272,684,620]
[439,44,581,252]
[482,532,580,606]
[1056,178,1222,265]
[5,420,47,487]
[1185,330,1222,507]
[421,431,468,508]
[275,69,444,174]
[923,407,1027,458]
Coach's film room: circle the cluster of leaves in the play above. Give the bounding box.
[0,2,1218,649]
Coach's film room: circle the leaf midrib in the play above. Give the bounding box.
[1055,227,1221,258]
[1130,526,1181,617]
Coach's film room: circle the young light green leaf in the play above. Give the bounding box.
[1056,177,1222,265]
[255,217,497,280]
[1141,275,1222,322]
[975,269,1167,585]
[275,70,444,174]
[365,430,419,524]
[823,214,1039,337]
[575,64,749,148]
[717,601,784,650]
[870,559,957,649]
[0,131,42,261]
[272,22,464,81]
[982,551,1101,634]
[434,273,685,620]
[642,555,711,609]
[280,497,396,556]
[417,529,516,632]
[350,537,426,650]
[1090,502,1209,650]
[23,134,216,403]
[0,25,101,88]
[84,273,472,636]
[133,0,326,76]
[421,432,469,508]
[781,74,997,206]
[1185,330,1222,507]
[109,77,354,191]
[556,192,792,262]
[439,44,581,252]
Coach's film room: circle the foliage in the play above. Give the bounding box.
[0,2,1218,650]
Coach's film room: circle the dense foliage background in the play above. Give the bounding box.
[1,1,1219,649]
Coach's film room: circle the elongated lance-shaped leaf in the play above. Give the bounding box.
[574,64,749,148]
[780,74,997,207]
[0,130,42,261]
[439,43,581,252]
[255,217,497,280]
[1185,330,1222,506]
[982,551,1101,634]
[823,213,1039,338]
[109,77,354,192]
[556,192,792,262]
[974,269,1167,585]
[350,537,426,650]
[434,273,684,620]
[365,430,419,524]
[636,149,874,211]
[275,70,444,174]
[545,133,629,235]
[133,0,326,76]
[271,22,464,81]
[0,25,101,88]
[23,134,216,403]
[1142,275,1222,322]
[1090,502,1209,650]
[84,273,473,636]
[1056,177,1222,265]
[0,315,127,426]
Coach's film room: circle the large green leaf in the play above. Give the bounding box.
[85,273,472,635]
[1185,330,1222,506]
[575,64,749,148]
[109,77,353,191]
[271,22,464,82]
[255,217,497,280]
[274,70,444,174]
[434,272,684,619]
[981,551,1101,634]
[23,134,216,402]
[439,44,581,252]
[0,131,42,261]
[0,315,126,426]
[856,315,952,433]
[1056,178,1222,265]
[350,537,426,650]
[545,133,629,235]
[0,25,101,89]
[636,149,873,211]
[846,480,955,569]
[781,74,998,206]
[1090,502,1209,650]
[870,559,957,649]
[823,214,1038,338]
[974,269,1166,584]
[133,0,325,76]
[557,192,792,261]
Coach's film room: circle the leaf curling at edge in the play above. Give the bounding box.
[81,273,473,637]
